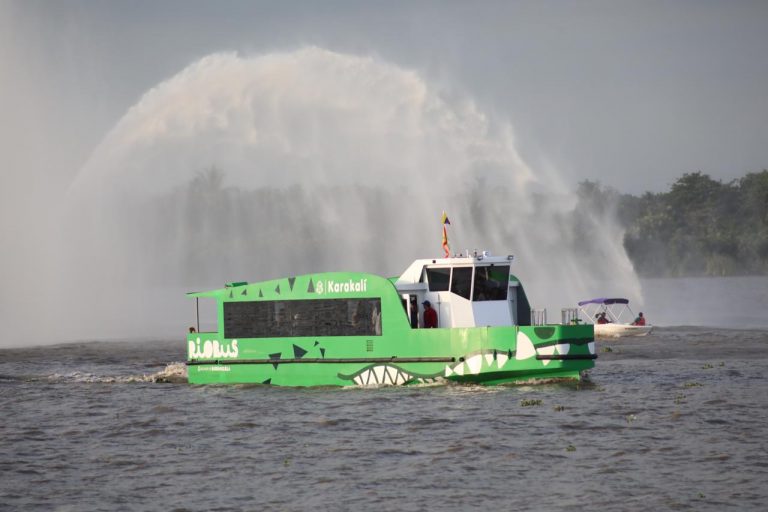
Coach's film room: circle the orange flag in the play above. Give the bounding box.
[441,211,450,257]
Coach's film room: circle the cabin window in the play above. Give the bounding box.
[426,267,450,291]
[473,265,510,301]
[223,298,382,338]
[191,297,218,333]
[450,267,473,300]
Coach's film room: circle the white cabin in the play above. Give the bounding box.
[394,254,531,328]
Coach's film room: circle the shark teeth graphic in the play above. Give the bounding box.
[537,345,556,366]
[466,354,483,374]
[516,332,536,360]
[352,365,415,387]
[445,349,514,377]
[535,343,574,364]
[442,338,580,380]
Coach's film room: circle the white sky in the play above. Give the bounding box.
[1,0,767,345]
[2,0,767,198]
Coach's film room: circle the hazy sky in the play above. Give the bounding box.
[2,0,767,199]
[1,1,767,345]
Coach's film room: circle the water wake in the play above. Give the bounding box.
[43,362,187,384]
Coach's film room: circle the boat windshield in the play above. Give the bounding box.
[473,265,509,301]
[426,267,450,291]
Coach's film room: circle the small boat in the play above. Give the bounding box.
[577,298,653,338]
[185,253,597,386]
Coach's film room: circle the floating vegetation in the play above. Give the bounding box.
[625,414,637,423]
[553,405,566,412]
[702,363,714,369]
[683,381,703,388]
[675,393,686,404]
[520,399,542,407]
[566,444,576,452]
[601,346,613,353]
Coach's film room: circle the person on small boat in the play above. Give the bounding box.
[422,300,438,328]
[596,312,610,324]
[633,312,646,326]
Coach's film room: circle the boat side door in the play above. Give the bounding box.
[402,293,420,328]
[508,284,518,325]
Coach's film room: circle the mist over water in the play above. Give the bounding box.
[35,47,641,345]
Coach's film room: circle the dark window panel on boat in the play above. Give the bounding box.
[426,267,450,291]
[516,285,532,326]
[450,266,473,300]
[473,265,510,301]
[224,298,382,338]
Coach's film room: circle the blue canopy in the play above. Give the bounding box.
[578,298,629,306]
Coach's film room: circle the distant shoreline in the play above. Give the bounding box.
[578,169,768,278]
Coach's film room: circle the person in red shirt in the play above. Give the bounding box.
[422,300,438,328]
[633,312,646,326]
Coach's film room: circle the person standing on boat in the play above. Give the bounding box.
[423,300,438,328]
[633,312,646,326]
[596,312,610,324]
[409,297,419,328]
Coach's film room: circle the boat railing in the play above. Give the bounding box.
[561,307,581,325]
[530,308,547,326]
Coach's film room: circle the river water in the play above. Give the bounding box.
[2,324,767,511]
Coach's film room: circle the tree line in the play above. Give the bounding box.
[577,170,768,277]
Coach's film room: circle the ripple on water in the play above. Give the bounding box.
[1,332,768,510]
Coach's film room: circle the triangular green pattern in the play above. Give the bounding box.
[275,284,280,294]
[288,277,296,291]
[307,279,314,293]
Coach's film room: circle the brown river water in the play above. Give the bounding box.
[1,325,767,511]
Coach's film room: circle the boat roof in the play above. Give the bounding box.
[187,253,516,298]
[578,297,629,306]
[394,255,515,287]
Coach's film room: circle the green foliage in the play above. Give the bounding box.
[586,170,768,277]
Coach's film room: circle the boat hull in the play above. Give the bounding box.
[594,323,653,338]
[186,324,596,386]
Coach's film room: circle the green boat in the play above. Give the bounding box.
[186,254,596,386]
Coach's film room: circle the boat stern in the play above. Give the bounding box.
[444,324,596,385]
